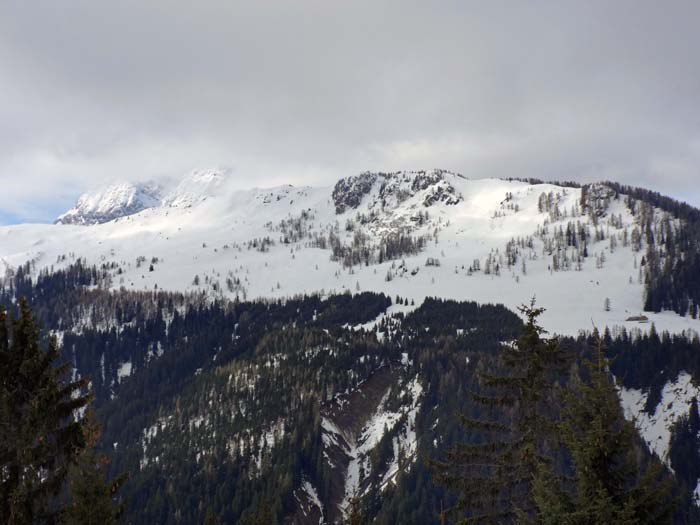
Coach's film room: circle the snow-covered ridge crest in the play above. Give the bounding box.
[161,168,231,208]
[55,168,235,224]
[56,181,164,225]
[57,167,465,226]
[13,171,699,338]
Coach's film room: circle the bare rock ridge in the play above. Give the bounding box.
[332,172,378,214]
[331,169,464,215]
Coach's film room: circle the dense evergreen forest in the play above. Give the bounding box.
[1,260,699,523]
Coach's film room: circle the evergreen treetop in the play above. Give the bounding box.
[0,298,123,524]
[434,301,569,524]
[534,337,675,524]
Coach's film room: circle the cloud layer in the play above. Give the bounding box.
[1,1,699,222]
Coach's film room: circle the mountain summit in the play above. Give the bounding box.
[56,181,164,225]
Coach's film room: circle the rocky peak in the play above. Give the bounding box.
[332,169,463,215]
[56,181,163,225]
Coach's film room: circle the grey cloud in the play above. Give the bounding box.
[1,0,699,222]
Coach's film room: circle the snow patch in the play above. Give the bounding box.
[619,371,700,462]
[341,376,423,513]
[117,361,132,382]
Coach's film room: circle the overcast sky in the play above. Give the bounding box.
[1,1,699,224]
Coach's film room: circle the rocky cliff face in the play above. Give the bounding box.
[332,172,379,214]
[332,170,463,216]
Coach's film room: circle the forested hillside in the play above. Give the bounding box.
[2,261,699,523]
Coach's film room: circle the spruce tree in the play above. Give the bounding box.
[534,337,675,524]
[434,302,568,523]
[669,398,700,492]
[668,398,700,523]
[61,413,127,525]
[0,299,117,524]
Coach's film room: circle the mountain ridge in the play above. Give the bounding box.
[54,168,468,225]
[2,169,700,338]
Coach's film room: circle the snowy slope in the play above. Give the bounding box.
[619,371,700,499]
[161,169,230,208]
[2,169,699,338]
[619,372,700,462]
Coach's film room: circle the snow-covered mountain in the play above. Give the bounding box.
[55,169,233,225]
[55,181,165,225]
[4,168,700,520]
[2,169,699,337]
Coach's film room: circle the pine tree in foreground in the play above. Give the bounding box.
[433,301,569,524]
[0,299,123,524]
[533,337,675,524]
